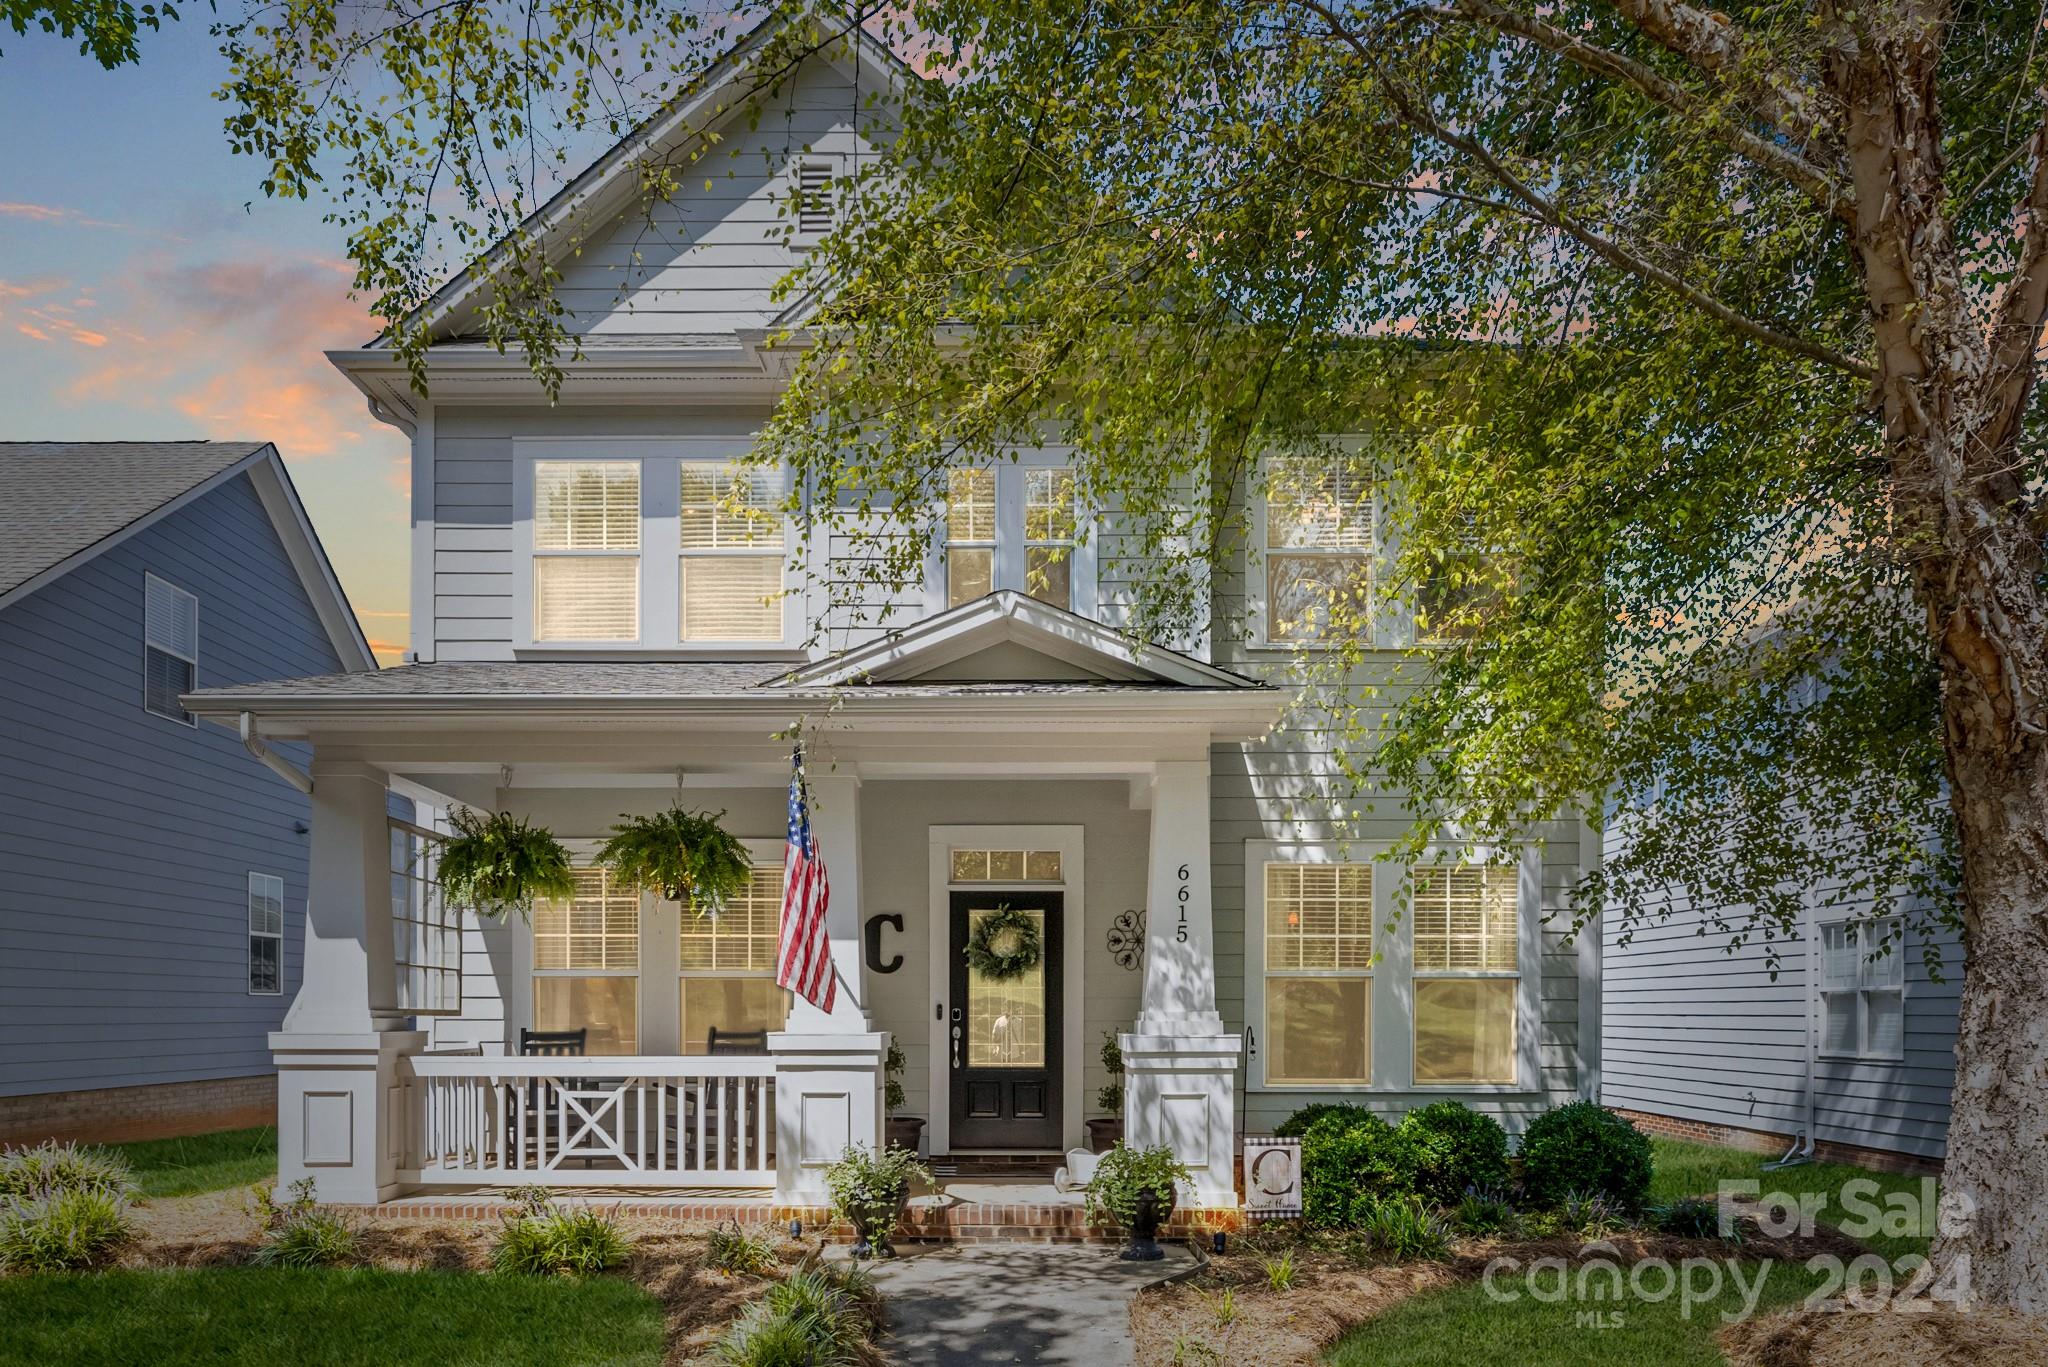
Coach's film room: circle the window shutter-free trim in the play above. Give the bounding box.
[248,872,284,995]
[1818,917,1906,1060]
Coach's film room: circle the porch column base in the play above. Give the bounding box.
[270,1030,427,1204]
[767,1031,888,1205]
[1120,1031,1242,1208]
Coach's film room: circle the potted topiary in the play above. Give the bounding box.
[824,1144,933,1260]
[595,806,751,911]
[1087,1030,1126,1152]
[882,1040,925,1153]
[1085,1141,1189,1261]
[436,807,577,918]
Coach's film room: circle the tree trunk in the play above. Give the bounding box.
[1825,1,2048,1310]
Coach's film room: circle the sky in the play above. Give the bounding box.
[0,21,413,662]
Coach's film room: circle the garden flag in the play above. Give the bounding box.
[776,744,836,1013]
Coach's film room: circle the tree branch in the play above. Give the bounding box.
[1977,106,2048,465]
[1435,0,1853,222]
[1296,0,1876,380]
[1602,0,1836,154]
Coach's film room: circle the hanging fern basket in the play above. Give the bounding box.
[595,806,752,912]
[435,807,577,919]
[964,905,1043,982]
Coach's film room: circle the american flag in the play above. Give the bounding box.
[776,745,836,1012]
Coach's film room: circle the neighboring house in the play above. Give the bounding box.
[184,14,1598,1208]
[1602,816,1961,1172]
[0,442,379,1144]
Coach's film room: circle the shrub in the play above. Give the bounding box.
[252,1178,358,1268]
[1452,1183,1519,1236]
[713,1264,874,1367]
[1399,1102,1510,1205]
[1650,1197,1735,1242]
[0,1188,133,1272]
[1558,1188,1628,1236]
[823,1144,932,1256]
[491,1202,632,1276]
[1354,1194,1453,1263]
[1518,1102,1653,1210]
[0,1141,137,1202]
[1084,1142,1190,1228]
[1274,1101,1366,1139]
[707,1220,778,1276]
[1292,1108,1418,1229]
[1260,1248,1296,1291]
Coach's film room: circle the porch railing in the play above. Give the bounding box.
[403,1055,776,1188]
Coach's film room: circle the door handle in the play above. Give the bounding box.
[951,1023,963,1069]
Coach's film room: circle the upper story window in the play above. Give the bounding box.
[533,461,641,642]
[144,573,198,724]
[515,439,799,653]
[1258,456,1375,644]
[941,462,1088,614]
[680,465,786,641]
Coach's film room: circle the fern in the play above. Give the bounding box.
[596,806,752,910]
[437,807,576,916]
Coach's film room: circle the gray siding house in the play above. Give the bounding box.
[1601,819,1962,1170]
[0,442,378,1143]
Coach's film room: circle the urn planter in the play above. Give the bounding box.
[1119,1186,1176,1261]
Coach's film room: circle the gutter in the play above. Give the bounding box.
[241,712,314,795]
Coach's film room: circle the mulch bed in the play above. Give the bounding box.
[1129,1221,1877,1367]
[1721,1304,2048,1367]
[117,1187,857,1365]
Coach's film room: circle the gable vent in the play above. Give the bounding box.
[794,159,835,237]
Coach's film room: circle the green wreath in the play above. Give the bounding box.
[964,906,1043,982]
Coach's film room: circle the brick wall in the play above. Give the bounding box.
[0,1076,276,1146]
[1613,1106,1942,1177]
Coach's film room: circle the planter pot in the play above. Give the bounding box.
[885,1116,927,1154]
[1084,1117,1124,1154]
[1119,1186,1177,1262]
[849,1180,910,1260]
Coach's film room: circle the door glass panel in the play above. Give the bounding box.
[965,905,1046,1068]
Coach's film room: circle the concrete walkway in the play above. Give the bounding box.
[865,1242,1195,1366]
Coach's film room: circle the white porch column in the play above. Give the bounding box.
[271,759,425,1203]
[769,769,885,1203]
[1123,759,1241,1207]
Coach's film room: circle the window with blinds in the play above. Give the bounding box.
[532,460,640,641]
[144,573,198,724]
[1820,918,1905,1060]
[946,468,997,607]
[1024,469,1077,610]
[678,864,790,1053]
[1264,456,1374,642]
[247,872,283,995]
[1412,865,1519,1085]
[1262,862,1373,1085]
[532,867,640,1054]
[680,463,785,641]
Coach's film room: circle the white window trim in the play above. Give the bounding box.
[247,871,284,997]
[1246,446,1393,652]
[676,837,791,1050]
[512,437,808,656]
[927,451,1097,617]
[1408,861,1527,1089]
[143,571,199,726]
[514,843,649,1054]
[1244,840,1544,1096]
[1815,914,1907,1062]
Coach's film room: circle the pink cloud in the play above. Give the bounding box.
[0,200,180,238]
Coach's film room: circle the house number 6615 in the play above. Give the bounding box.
[1176,863,1190,943]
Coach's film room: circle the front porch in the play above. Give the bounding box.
[186,596,1287,1214]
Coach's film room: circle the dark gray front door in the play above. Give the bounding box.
[948,890,1062,1150]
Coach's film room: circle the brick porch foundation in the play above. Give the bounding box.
[0,1076,277,1146]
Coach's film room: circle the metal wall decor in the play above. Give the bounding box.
[1107,909,1146,970]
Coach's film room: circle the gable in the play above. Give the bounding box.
[786,591,1261,689]
[418,15,910,344]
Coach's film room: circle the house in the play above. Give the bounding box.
[182,15,1599,1209]
[1601,815,1961,1172]
[0,441,379,1144]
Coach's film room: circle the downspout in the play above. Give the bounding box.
[1764,897,1817,1170]
[240,712,313,795]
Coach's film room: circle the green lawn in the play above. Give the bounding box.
[0,1267,665,1367]
[104,1126,279,1199]
[1327,1138,1939,1367]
